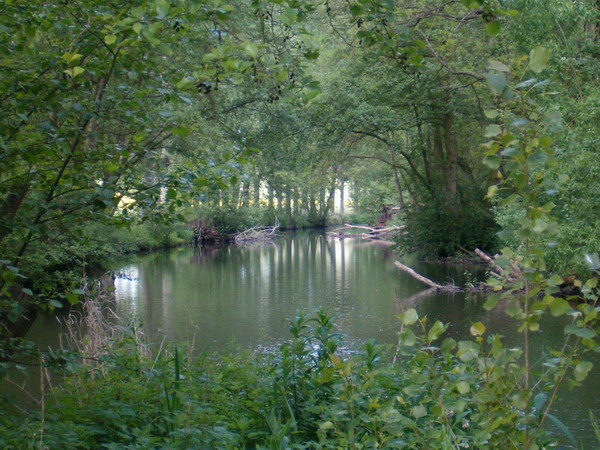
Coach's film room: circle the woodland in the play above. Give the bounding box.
[1,0,600,448]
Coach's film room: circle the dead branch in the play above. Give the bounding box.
[474,248,503,274]
[233,219,280,244]
[394,261,459,291]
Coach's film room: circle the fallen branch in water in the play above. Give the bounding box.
[475,248,522,281]
[394,261,459,291]
[329,224,406,240]
[233,220,280,244]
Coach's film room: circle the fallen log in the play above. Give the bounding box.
[329,224,406,241]
[474,248,503,275]
[394,261,459,291]
[474,247,522,281]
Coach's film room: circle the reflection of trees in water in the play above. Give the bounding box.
[189,245,222,264]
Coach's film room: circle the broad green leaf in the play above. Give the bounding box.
[133,22,142,34]
[66,291,79,305]
[244,43,259,59]
[484,124,502,137]
[398,328,416,346]
[485,21,501,36]
[550,297,570,317]
[398,308,418,325]
[547,274,563,287]
[105,34,117,45]
[49,299,63,309]
[485,72,507,94]
[483,154,501,170]
[584,253,600,270]
[456,381,470,394]
[457,341,479,361]
[411,405,427,419]
[484,109,499,119]
[440,338,456,355]
[574,361,593,382]
[483,294,500,310]
[487,60,509,73]
[427,320,447,341]
[529,46,550,73]
[547,414,577,446]
[564,325,596,339]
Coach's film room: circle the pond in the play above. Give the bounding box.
[27,230,600,447]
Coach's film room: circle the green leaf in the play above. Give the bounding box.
[456,381,470,394]
[575,361,593,382]
[483,294,500,310]
[547,414,577,446]
[484,124,502,137]
[528,150,548,167]
[485,184,498,199]
[564,325,596,340]
[64,66,85,78]
[21,288,33,296]
[534,392,547,415]
[104,34,117,45]
[427,321,447,341]
[411,405,427,419]
[244,43,259,59]
[470,322,486,336]
[583,253,600,270]
[529,46,550,73]
[66,292,79,305]
[485,72,507,94]
[303,49,320,60]
[457,341,479,361]
[549,298,571,317]
[398,308,418,326]
[440,338,456,355]
[133,23,142,34]
[484,109,499,119]
[483,154,501,170]
[547,274,563,287]
[485,21,501,36]
[398,328,416,346]
[49,299,63,309]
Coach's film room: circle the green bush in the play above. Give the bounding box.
[396,191,499,258]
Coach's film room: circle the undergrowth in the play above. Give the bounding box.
[1,307,594,449]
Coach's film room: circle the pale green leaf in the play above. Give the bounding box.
[105,34,117,45]
[484,124,502,137]
[398,308,418,326]
[574,361,593,382]
[529,46,550,73]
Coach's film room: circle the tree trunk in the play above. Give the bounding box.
[339,180,345,215]
[444,113,459,199]
[240,181,250,207]
[392,168,406,209]
[268,185,274,209]
[253,177,261,205]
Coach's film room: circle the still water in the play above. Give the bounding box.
[28,230,600,447]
